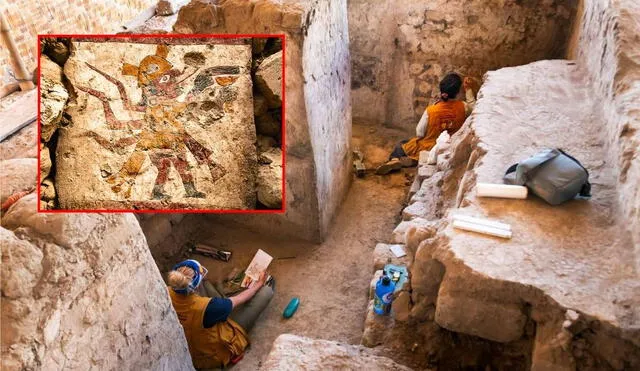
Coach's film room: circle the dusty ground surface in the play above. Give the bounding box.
[0,92,37,160]
[177,123,415,369]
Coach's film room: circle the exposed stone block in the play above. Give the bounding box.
[40,178,56,201]
[402,201,429,221]
[263,334,411,370]
[156,0,180,16]
[40,144,51,181]
[392,291,412,322]
[408,175,421,200]
[373,243,410,272]
[418,149,429,165]
[362,300,394,348]
[392,217,432,244]
[173,0,220,33]
[368,270,384,300]
[255,51,282,108]
[435,293,527,343]
[39,55,68,142]
[257,147,283,208]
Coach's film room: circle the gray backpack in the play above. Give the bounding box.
[504,148,591,205]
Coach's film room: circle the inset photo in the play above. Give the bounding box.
[38,35,284,212]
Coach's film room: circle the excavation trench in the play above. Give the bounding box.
[140,123,412,369]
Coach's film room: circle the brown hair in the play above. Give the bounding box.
[168,266,195,290]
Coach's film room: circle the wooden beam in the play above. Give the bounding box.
[0,12,35,91]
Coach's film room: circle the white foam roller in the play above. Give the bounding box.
[476,183,528,199]
[452,220,512,239]
[452,214,511,231]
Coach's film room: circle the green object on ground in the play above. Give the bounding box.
[283,297,300,318]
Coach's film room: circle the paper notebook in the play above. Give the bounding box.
[241,249,273,288]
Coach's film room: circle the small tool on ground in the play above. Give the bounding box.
[190,242,232,262]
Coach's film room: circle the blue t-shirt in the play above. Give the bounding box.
[203,297,233,328]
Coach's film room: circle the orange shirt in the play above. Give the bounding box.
[168,287,249,369]
[402,100,466,159]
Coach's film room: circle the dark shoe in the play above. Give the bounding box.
[375,158,402,175]
[399,156,418,167]
[265,276,276,291]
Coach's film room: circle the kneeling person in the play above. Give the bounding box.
[376,73,477,175]
[167,259,274,369]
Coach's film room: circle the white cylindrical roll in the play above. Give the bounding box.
[452,220,512,239]
[476,183,528,199]
[452,214,511,231]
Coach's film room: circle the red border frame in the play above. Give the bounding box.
[36,33,286,214]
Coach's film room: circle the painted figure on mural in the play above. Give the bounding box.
[77,44,240,200]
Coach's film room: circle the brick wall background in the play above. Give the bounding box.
[1,0,155,73]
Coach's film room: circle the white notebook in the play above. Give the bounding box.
[241,249,273,288]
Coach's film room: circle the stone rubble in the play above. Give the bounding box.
[257,147,283,208]
[255,51,282,109]
[263,334,413,370]
[1,195,193,370]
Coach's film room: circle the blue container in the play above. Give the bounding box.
[373,274,395,315]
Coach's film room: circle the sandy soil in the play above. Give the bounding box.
[185,123,415,369]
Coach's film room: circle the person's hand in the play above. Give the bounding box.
[249,271,268,290]
[463,77,474,90]
[257,271,268,286]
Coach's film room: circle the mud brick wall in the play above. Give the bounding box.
[348,0,578,130]
[568,0,640,266]
[0,0,155,72]
[174,0,352,241]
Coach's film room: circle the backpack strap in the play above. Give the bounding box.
[503,148,560,185]
[503,163,520,184]
[557,148,592,197]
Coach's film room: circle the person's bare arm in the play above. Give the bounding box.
[416,110,429,137]
[229,272,267,309]
[463,77,477,117]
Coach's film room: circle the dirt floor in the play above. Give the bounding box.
[187,122,414,369]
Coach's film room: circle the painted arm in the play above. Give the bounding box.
[462,77,478,117]
[81,131,137,153]
[464,88,476,117]
[416,110,429,138]
[76,86,144,130]
[85,62,146,112]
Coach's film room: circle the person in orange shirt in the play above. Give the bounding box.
[376,73,477,175]
[167,259,274,369]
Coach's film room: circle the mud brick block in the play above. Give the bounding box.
[418,164,437,182]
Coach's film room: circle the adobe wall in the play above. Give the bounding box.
[348,0,578,130]
[174,0,352,241]
[567,0,640,266]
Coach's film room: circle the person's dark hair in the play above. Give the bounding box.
[439,73,462,102]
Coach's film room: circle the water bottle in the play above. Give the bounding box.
[373,274,395,315]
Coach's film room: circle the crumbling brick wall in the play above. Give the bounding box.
[0,0,155,73]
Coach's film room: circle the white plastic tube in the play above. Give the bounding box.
[452,214,511,232]
[452,220,512,239]
[476,183,528,199]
